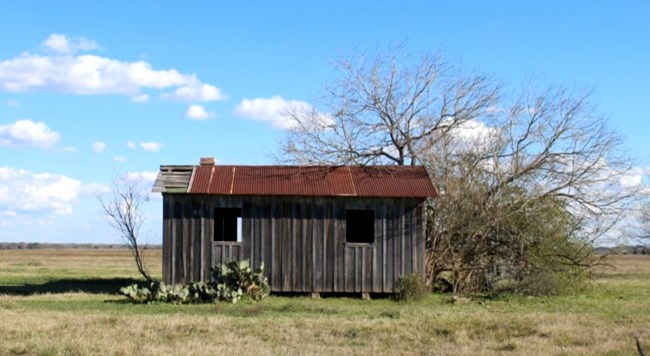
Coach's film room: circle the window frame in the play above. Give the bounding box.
[213,207,242,243]
[345,209,375,245]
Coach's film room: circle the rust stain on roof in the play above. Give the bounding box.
[190,165,212,193]
[181,165,437,198]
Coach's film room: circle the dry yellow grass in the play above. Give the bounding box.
[595,254,650,276]
[0,249,648,355]
[0,248,162,282]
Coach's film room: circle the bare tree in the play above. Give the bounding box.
[278,45,500,165]
[424,84,639,293]
[99,174,154,282]
[278,46,640,294]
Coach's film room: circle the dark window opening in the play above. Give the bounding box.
[214,208,242,242]
[346,209,374,244]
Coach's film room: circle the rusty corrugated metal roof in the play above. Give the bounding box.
[177,165,437,198]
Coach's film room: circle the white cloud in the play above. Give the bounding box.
[619,166,649,190]
[91,141,106,153]
[0,119,60,148]
[131,94,150,103]
[0,167,82,215]
[126,141,136,149]
[451,119,499,143]
[431,119,500,156]
[185,104,213,120]
[61,146,77,153]
[41,34,101,54]
[620,175,643,189]
[233,96,330,129]
[161,83,224,102]
[140,141,162,152]
[113,155,127,163]
[0,34,224,102]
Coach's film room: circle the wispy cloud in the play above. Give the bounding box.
[140,141,162,152]
[41,33,101,54]
[131,94,150,103]
[91,141,106,153]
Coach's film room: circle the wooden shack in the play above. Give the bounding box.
[153,158,437,294]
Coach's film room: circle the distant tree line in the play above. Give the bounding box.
[0,242,161,250]
[607,245,650,255]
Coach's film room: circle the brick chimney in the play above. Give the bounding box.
[199,157,215,166]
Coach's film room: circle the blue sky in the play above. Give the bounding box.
[0,1,648,243]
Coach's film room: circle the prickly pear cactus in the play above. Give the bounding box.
[120,259,268,304]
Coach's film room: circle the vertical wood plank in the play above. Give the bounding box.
[323,202,331,291]
[162,197,171,284]
[204,201,213,281]
[416,202,425,277]
[345,246,354,292]
[243,202,252,263]
[173,201,183,284]
[189,202,194,282]
[262,203,272,288]
[326,202,335,292]
[370,201,378,292]
[314,203,324,292]
[282,202,292,291]
[292,202,302,292]
[410,202,416,273]
[302,202,310,292]
[381,203,387,292]
[365,246,373,293]
[395,202,403,282]
[387,205,395,292]
[272,202,283,291]
[372,216,379,293]
[255,203,261,267]
[354,246,361,292]
[404,204,413,275]
[199,201,204,281]
[185,202,192,283]
[361,247,366,292]
[251,203,256,267]
[334,202,345,292]
[193,202,201,281]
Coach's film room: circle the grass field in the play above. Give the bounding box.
[0,249,648,355]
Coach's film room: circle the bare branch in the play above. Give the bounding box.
[277,45,499,166]
[98,174,154,282]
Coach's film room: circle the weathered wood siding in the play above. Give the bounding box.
[162,194,426,293]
